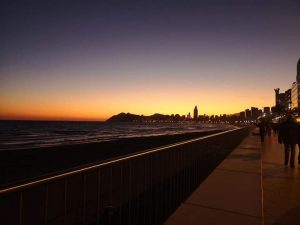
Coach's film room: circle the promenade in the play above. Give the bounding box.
[165,129,300,225]
[262,133,300,225]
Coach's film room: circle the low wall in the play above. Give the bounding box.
[0,127,250,225]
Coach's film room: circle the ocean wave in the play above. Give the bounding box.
[0,121,235,150]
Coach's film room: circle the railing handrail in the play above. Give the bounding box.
[0,127,245,195]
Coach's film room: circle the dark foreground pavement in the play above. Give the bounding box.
[165,129,300,225]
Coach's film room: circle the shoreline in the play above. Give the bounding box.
[0,129,224,188]
[0,121,236,151]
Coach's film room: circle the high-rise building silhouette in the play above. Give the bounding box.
[263,107,271,115]
[239,111,246,120]
[274,88,291,111]
[193,106,198,121]
[251,107,259,120]
[297,57,300,84]
[291,82,299,110]
[245,109,251,119]
[274,88,280,106]
[187,112,191,120]
[292,58,300,111]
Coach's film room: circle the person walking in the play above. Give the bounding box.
[258,122,266,143]
[278,114,298,168]
[266,122,272,137]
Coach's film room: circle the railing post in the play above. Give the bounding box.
[119,163,123,225]
[83,174,86,225]
[96,169,101,225]
[44,185,48,225]
[109,167,113,225]
[64,180,67,225]
[19,192,23,225]
[128,161,132,225]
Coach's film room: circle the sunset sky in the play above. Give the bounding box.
[1,0,300,121]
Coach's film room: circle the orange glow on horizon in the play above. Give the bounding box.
[0,87,273,121]
[0,70,275,121]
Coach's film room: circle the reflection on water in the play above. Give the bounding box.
[0,121,236,150]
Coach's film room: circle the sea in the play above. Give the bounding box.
[0,120,235,151]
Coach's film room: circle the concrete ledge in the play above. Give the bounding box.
[165,132,263,225]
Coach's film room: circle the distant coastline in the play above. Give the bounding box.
[105,112,249,124]
[106,112,192,122]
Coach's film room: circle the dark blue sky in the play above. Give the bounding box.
[1,0,300,120]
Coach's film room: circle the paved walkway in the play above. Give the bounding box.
[262,133,300,225]
[164,129,300,225]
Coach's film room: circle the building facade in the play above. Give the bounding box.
[251,107,259,120]
[291,82,299,110]
[193,106,198,120]
[263,107,271,116]
[297,58,300,84]
[239,111,245,120]
[245,109,251,119]
[291,58,300,112]
[274,88,291,112]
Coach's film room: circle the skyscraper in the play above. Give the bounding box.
[263,107,271,116]
[274,88,280,106]
[274,88,291,111]
[245,109,251,119]
[193,106,198,121]
[251,107,259,120]
[291,82,299,110]
[292,58,300,111]
[297,57,300,84]
[187,112,191,120]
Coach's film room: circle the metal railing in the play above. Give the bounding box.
[0,127,250,225]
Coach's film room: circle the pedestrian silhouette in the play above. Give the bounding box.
[271,122,279,135]
[266,122,272,137]
[258,121,266,142]
[278,114,298,168]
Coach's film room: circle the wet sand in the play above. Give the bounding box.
[0,130,223,188]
